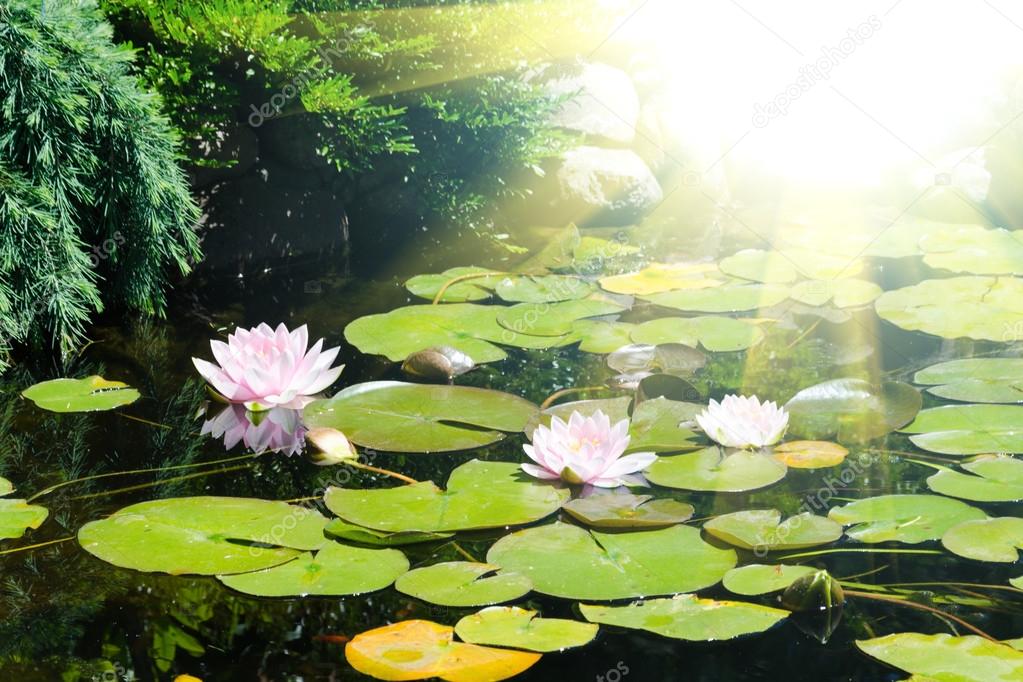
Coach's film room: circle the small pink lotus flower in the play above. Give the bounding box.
[522,410,656,487]
[192,323,343,411]
[202,405,307,456]
[696,394,788,449]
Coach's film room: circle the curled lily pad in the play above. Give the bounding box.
[324,518,452,546]
[772,441,848,469]
[22,376,140,413]
[78,497,328,575]
[395,562,532,607]
[827,494,986,544]
[646,447,788,493]
[926,456,1023,502]
[495,275,592,303]
[875,276,1023,342]
[914,358,1023,403]
[562,493,694,528]
[454,607,597,653]
[496,298,625,337]
[641,283,789,313]
[0,498,48,541]
[406,266,501,302]
[402,346,476,381]
[217,541,409,597]
[703,509,843,551]
[722,564,818,596]
[901,404,1023,455]
[857,633,1023,682]
[304,382,538,453]
[599,263,724,295]
[785,378,922,443]
[487,522,736,600]
[942,517,1023,562]
[345,620,540,682]
[324,460,567,533]
[579,594,788,641]
[630,316,764,352]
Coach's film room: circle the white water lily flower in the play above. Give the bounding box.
[695,394,789,449]
[522,409,656,487]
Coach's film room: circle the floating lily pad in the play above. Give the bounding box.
[344,304,571,363]
[0,477,12,496]
[642,283,789,313]
[875,276,1023,342]
[304,382,538,453]
[78,497,328,575]
[901,404,1023,455]
[630,317,764,352]
[324,460,567,533]
[628,398,702,452]
[722,564,818,596]
[487,523,736,600]
[454,607,598,653]
[704,510,843,551]
[217,541,408,597]
[572,236,640,268]
[406,266,501,302]
[22,376,140,413]
[324,518,453,546]
[563,493,694,528]
[719,249,798,283]
[496,298,625,337]
[920,225,1023,276]
[646,448,788,493]
[772,441,849,469]
[571,320,637,353]
[495,275,593,303]
[827,494,986,544]
[942,517,1023,562]
[785,378,921,443]
[857,633,1023,682]
[915,358,1023,403]
[789,279,882,309]
[579,594,788,641]
[0,498,48,541]
[345,620,540,682]
[607,343,708,376]
[599,263,724,295]
[926,457,1023,502]
[395,562,533,607]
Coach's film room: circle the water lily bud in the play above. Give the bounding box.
[402,346,475,381]
[781,569,845,643]
[307,427,356,465]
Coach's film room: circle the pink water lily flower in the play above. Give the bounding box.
[696,394,789,449]
[192,323,343,411]
[523,410,656,487]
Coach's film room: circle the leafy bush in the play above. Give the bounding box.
[0,0,200,369]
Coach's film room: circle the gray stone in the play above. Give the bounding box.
[537,61,640,145]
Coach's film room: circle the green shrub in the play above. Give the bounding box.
[0,0,200,369]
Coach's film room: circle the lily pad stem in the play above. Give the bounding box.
[344,460,418,485]
[431,272,503,305]
[540,386,611,410]
[842,589,998,642]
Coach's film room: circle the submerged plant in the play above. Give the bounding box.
[696,395,789,449]
[522,410,655,488]
[192,323,343,411]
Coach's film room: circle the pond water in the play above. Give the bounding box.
[4,213,1023,682]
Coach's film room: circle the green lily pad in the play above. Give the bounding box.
[941,517,1023,562]
[722,564,818,596]
[857,633,1023,682]
[78,497,328,575]
[304,382,538,453]
[628,397,702,452]
[217,541,409,596]
[572,235,640,267]
[405,266,501,302]
[875,276,1023,342]
[487,523,736,600]
[789,279,883,309]
[827,494,986,544]
[324,518,453,546]
[562,493,694,528]
[785,378,922,443]
[646,447,788,493]
[571,320,637,353]
[344,303,571,363]
[579,594,788,641]
[915,358,1023,403]
[0,477,12,496]
[454,607,598,652]
[496,298,625,337]
[901,404,1023,455]
[920,225,1023,276]
[719,249,798,283]
[495,275,593,303]
[630,316,765,352]
[324,460,568,533]
[641,283,789,313]
[0,498,48,541]
[22,376,140,413]
[396,563,533,607]
[599,263,724,295]
[926,457,1023,502]
[703,509,843,551]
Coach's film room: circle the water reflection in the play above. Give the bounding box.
[201,404,307,456]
